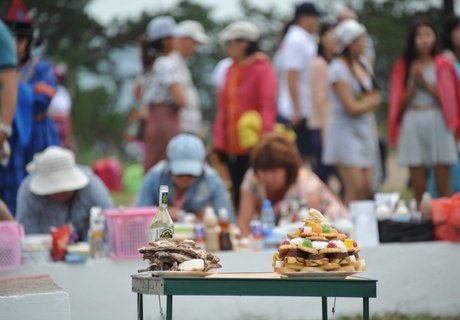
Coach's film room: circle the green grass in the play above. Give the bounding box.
[111,191,136,207]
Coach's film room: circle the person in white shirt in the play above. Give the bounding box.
[212,57,233,91]
[139,16,185,173]
[172,20,209,136]
[276,2,321,159]
[48,63,73,149]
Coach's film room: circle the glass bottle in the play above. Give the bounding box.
[218,208,233,251]
[149,185,174,241]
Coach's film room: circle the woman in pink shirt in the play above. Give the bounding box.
[388,19,460,206]
[238,133,350,237]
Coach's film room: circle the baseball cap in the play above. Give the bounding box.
[294,2,322,19]
[145,16,176,42]
[174,20,209,44]
[335,19,366,53]
[167,134,206,177]
[219,21,260,43]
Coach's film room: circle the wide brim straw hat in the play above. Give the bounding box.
[28,146,89,195]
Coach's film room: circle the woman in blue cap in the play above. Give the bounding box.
[136,133,235,223]
[137,16,185,173]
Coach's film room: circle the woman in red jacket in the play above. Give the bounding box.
[213,21,277,209]
[388,19,460,206]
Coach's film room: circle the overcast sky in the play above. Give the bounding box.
[86,0,325,25]
[86,0,460,26]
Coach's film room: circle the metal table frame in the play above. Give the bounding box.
[131,274,377,320]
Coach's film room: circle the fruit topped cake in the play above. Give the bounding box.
[273,209,366,273]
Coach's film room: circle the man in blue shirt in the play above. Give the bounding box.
[136,133,235,223]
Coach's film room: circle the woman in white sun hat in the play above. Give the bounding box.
[322,19,381,205]
[16,146,114,239]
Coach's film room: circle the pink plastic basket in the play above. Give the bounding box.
[105,207,157,259]
[0,221,24,271]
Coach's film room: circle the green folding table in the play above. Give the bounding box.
[131,273,377,320]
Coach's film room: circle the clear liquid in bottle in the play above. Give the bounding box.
[149,185,174,241]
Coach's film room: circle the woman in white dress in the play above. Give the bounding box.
[322,20,381,206]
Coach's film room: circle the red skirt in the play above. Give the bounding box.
[142,104,179,173]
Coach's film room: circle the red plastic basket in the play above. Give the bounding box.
[105,207,157,259]
[0,221,24,271]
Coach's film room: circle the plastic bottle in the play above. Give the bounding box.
[277,204,289,226]
[250,219,264,251]
[261,199,276,247]
[88,206,105,259]
[409,198,421,222]
[194,223,206,249]
[420,192,432,221]
[288,198,300,222]
[203,207,220,252]
[297,199,309,221]
[218,208,233,251]
[394,199,410,222]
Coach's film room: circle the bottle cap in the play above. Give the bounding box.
[262,199,272,208]
[203,207,218,226]
[218,207,228,219]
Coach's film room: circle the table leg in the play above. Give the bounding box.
[322,297,328,320]
[363,297,369,320]
[137,293,143,320]
[166,295,173,320]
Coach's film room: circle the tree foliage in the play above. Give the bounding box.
[0,0,451,162]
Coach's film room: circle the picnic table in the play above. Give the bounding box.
[131,272,377,320]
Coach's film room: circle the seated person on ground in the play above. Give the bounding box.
[238,132,351,237]
[135,133,235,222]
[16,146,114,239]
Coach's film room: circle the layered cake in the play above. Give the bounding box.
[273,209,366,273]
